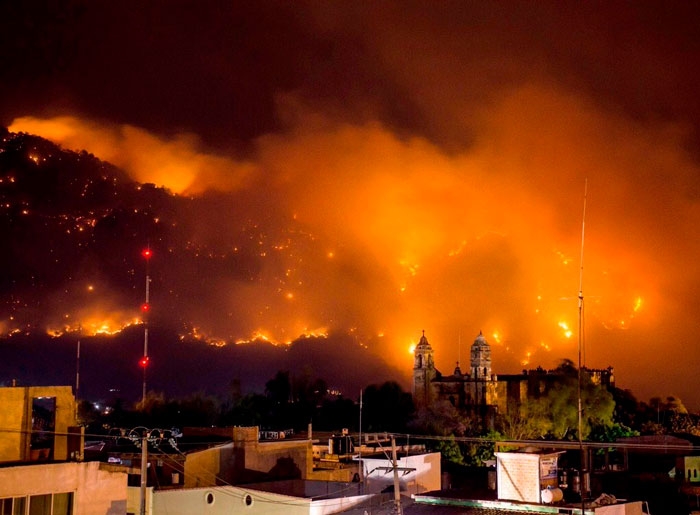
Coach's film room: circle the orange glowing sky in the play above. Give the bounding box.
[3,2,700,407]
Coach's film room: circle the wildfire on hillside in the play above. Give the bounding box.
[5,80,692,402]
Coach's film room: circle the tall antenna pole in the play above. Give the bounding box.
[140,247,152,405]
[75,325,82,399]
[458,331,461,367]
[358,388,363,490]
[578,179,588,370]
[577,179,588,505]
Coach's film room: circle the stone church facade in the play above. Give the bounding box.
[412,331,615,425]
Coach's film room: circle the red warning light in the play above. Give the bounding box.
[141,303,150,313]
[142,248,152,259]
[139,356,150,368]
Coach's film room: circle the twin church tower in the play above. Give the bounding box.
[412,329,616,421]
[412,330,496,412]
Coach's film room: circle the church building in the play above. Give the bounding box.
[412,331,615,426]
[413,331,501,424]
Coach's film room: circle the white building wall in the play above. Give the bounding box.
[361,452,441,495]
[309,494,375,515]
[153,486,310,515]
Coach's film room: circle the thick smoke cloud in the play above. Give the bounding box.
[4,2,700,406]
[9,116,253,194]
[11,78,700,406]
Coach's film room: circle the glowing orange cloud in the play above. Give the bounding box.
[10,80,700,405]
[9,116,254,194]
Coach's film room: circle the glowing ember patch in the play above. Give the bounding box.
[231,329,330,346]
[448,240,467,257]
[556,250,572,266]
[300,328,329,339]
[558,321,573,339]
[46,316,141,337]
[398,259,420,277]
[633,297,643,312]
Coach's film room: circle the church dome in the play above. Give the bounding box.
[416,331,432,350]
[472,331,489,348]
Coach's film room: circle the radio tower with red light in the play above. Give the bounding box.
[140,246,152,405]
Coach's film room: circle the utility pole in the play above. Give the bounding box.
[75,327,81,398]
[358,389,365,493]
[140,434,148,515]
[391,436,402,515]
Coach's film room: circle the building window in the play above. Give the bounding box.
[1,492,72,515]
[1,496,26,515]
[52,493,72,515]
[29,494,51,515]
[30,397,56,461]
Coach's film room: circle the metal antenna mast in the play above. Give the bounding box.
[141,247,152,405]
[458,331,461,367]
[577,179,588,504]
[75,325,82,399]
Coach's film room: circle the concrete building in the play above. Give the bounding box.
[0,386,81,463]
[146,483,373,515]
[112,426,441,514]
[175,426,313,486]
[0,385,128,514]
[0,461,126,514]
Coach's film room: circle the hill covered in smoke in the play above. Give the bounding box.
[0,128,405,401]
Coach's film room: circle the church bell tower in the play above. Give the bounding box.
[470,331,491,380]
[470,331,492,406]
[413,330,437,407]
